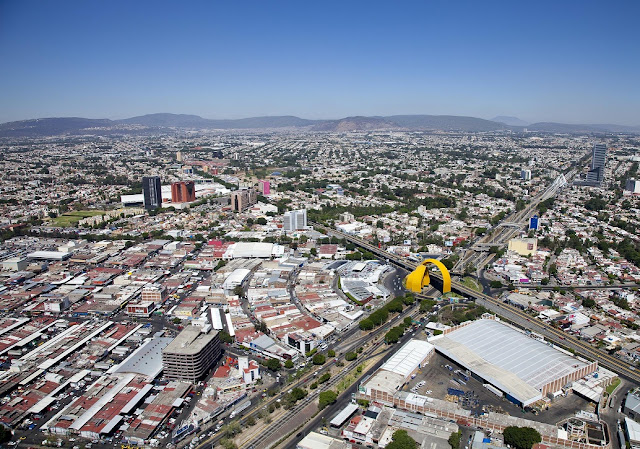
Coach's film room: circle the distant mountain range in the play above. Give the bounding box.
[0,112,638,137]
[492,116,529,126]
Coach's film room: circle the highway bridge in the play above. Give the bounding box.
[313,222,640,386]
[518,283,640,291]
[452,170,574,273]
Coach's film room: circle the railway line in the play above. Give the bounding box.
[236,306,422,449]
[314,222,640,386]
[193,296,423,449]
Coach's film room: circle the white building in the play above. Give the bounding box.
[238,356,260,384]
[222,269,251,292]
[283,209,307,231]
[1,257,28,271]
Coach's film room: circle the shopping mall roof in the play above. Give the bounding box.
[433,319,590,406]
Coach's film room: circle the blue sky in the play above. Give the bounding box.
[1,0,639,124]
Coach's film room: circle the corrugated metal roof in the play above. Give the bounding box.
[434,319,589,406]
[380,339,434,378]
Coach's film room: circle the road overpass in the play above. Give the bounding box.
[313,222,640,386]
[452,170,574,273]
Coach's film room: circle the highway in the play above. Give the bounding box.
[517,283,640,290]
[453,170,574,273]
[313,222,640,386]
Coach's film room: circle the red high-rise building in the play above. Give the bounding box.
[171,181,196,203]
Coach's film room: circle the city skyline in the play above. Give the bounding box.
[1,0,639,125]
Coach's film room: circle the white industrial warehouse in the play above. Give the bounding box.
[432,318,597,407]
[361,340,434,398]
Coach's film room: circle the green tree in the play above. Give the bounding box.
[256,217,267,225]
[385,326,404,344]
[448,431,461,449]
[402,294,415,305]
[233,285,244,297]
[345,352,357,361]
[219,331,234,344]
[583,298,596,308]
[245,415,256,426]
[265,358,281,371]
[420,299,436,313]
[318,390,338,409]
[290,387,307,401]
[387,430,418,449]
[328,349,336,357]
[503,426,542,449]
[284,359,294,369]
[441,258,455,270]
[490,280,503,288]
[223,420,242,438]
[359,319,374,331]
[312,353,326,365]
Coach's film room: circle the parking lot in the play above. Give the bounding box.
[404,351,594,426]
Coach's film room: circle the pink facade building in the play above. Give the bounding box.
[258,180,270,195]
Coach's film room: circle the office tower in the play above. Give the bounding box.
[171,181,196,203]
[231,189,257,211]
[142,176,162,210]
[586,143,608,185]
[176,150,183,162]
[283,209,308,231]
[521,169,532,181]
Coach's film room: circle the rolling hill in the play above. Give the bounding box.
[1,113,638,137]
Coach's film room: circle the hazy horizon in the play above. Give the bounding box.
[2,111,639,128]
[1,0,639,125]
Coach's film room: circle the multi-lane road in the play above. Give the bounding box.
[314,223,640,386]
[453,170,574,274]
[192,288,424,449]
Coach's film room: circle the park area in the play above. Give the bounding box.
[52,210,104,226]
[460,276,482,292]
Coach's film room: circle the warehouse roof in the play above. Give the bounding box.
[433,319,589,406]
[381,339,434,379]
[222,268,251,290]
[113,336,173,378]
[27,251,71,261]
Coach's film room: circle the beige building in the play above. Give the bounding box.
[231,188,257,212]
[162,326,221,381]
[508,237,537,256]
[141,284,167,303]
